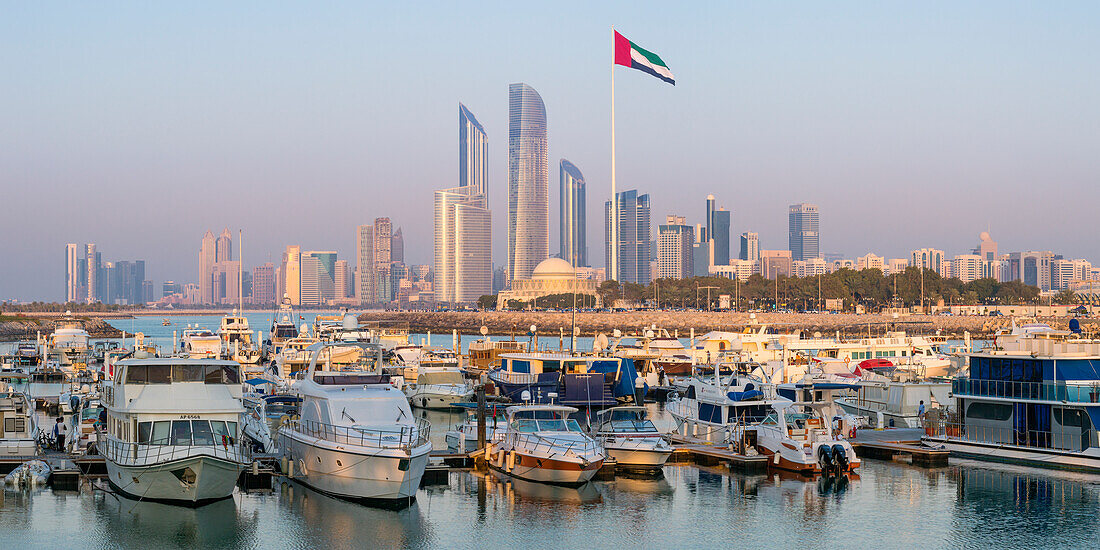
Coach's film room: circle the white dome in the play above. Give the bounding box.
[532,258,576,279]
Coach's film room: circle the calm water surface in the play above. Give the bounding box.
[2,460,1099,549]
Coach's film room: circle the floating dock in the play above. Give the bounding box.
[669,435,769,473]
[850,428,949,467]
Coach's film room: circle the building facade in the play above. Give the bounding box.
[604,189,651,284]
[356,224,375,304]
[281,245,301,305]
[911,248,946,276]
[459,103,489,204]
[199,231,215,304]
[434,185,492,303]
[507,83,549,283]
[252,263,275,305]
[559,159,587,267]
[657,216,694,280]
[739,232,759,262]
[788,203,819,262]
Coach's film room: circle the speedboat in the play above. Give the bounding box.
[100,358,248,506]
[733,402,861,475]
[445,408,508,453]
[0,382,38,456]
[404,367,472,410]
[487,403,605,486]
[279,341,431,508]
[591,406,672,471]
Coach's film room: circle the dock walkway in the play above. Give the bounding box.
[851,428,949,467]
[669,435,769,473]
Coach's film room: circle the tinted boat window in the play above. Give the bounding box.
[138,422,151,444]
[191,420,214,445]
[174,365,205,382]
[171,420,192,445]
[151,421,171,445]
[147,365,171,383]
[211,421,234,444]
[125,366,147,384]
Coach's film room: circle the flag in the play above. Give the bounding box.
[614,31,675,85]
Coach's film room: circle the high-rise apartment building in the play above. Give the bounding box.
[692,225,709,277]
[507,83,549,283]
[739,232,759,262]
[390,229,404,264]
[374,218,393,302]
[281,245,301,305]
[604,190,651,284]
[334,259,350,299]
[212,261,241,305]
[788,203,819,262]
[199,230,216,304]
[356,224,375,304]
[300,251,337,306]
[761,250,793,280]
[459,103,489,204]
[84,244,98,304]
[704,196,730,266]
[559,159,587,267]
[657,215,694,280]
[911,248,946,276]
[1021,251,1056,291]
[252,263,275,305]
[435,186,492,303]
[215,228,232,263]
[65,243,83,302]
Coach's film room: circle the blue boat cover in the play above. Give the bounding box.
[588,358,648,399]
[727,390,764,401]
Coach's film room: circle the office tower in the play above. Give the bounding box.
[973,231,998,261]
[559,159,587,267]
[84,244,98,304]
[1021,251,1056,291]
[604,190,651,284]
[374,218,393,302]
[212,261,241,304]
[99,262,115,304]
[788,203,820,262]
[65,243,82,302]
[691,225,709,277]
[435,186,492,303]
[111,260,146,305]
[216,228,232,263]
[704,195,715,244]
[740,232,760,262]
[910,248,946,276]
[657,216,694,280]
[162,281,183,298]
[281,245,301,305]
[199,230,216,304]
[334,259,349,299]
[507,82,549,283]
[492,266,508,294]
[711,208,730,265]
[142,281,154,304]
[390,228,404,264]
[761,250,793,280]
[356,224,375,304]
[252,263,275,305]
[300,251,337,306]
[459,103,489,204]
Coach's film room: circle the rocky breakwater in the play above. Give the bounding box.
[0,315,123,341]
[358,310,1054,338]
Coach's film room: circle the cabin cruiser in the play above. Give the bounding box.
[488,352,645,407]
[404,367,472,410]
[268,296,300,356]
[66,391,105,455]
[279,342,431,507]
[241,393,301,454]
[0,382,38,456]
[487,403,605,486]
[466,338,528,374]
[591,406,672,471]
[923,322,1100,472]
[666,368,788,444]
[13,342,40,368]
[834,379,950,428]
[45,315,92,371]
[219,313,262,365]
[100,358,247,506]
[445,408,508,452]
[732,402,861,474]
[180,326,221,359]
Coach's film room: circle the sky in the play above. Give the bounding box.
[2,2,1098,301]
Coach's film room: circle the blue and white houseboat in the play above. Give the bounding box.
[923,323,1100,471]
[488,352,645,407]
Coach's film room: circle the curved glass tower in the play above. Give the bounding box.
[459,103,489,205]
[559,159,587,267]
[507,83,548,283]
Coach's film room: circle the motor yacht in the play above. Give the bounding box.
[279,342,431,507]
[45,314,91,373]
[180,326,221,359]
[733,402,861,475]
[591,406,672,471]
[241,392,300,454]
[0,382,38,456]
[487,403,605,486]
[219,313,262,366]
[488,352,645,407]
[404,367,472,410]
[666,367,788,444]
[268,295,300,356]
[100,358,248,506]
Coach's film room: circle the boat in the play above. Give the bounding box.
[488,352,645,407]
[100,358,248,506]
[278,341,432,507]
[444,408,508,452]
[45,314,91,373]
[3,459,50,487]
[180,326,221,359]
[66,391,105,456]
[731,401,861,474]
[404,367,473,410]
[922,322,1100,472]
[268,295,300,356]
[466,337,528,374]
[241,393,301,454]
[666,368,789,444]
[591,406,672,472]
[162,318,171,326]
[219,313,262,365]
[13,341,40,368]
[834,378,951,429]
[487,403,605,486]
[0,382,38,456]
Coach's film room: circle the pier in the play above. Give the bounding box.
[668,434,770,473]
[850,428,950,467]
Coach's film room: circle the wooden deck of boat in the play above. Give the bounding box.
[668,435,769,473]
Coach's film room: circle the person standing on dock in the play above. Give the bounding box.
[918,400,926,426]
[54,417,68,451]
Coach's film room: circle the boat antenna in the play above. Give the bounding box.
[341,408,356,423]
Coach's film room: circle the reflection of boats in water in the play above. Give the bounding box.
[487,471,602,504]
[276,478,429,547]
[97,494,244,547]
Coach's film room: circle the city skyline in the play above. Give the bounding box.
[4,4,1100,300]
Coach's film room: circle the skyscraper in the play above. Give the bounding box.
[390,228,404,264]
[604,190,651,284]
[740,232,760,262]
[216,228,232,263]
[281,245,301,305]
[300,251,337,306]
[84,243,98,304]
[507,83,549,283]
[252,263,275,305]
[435,186,492,303]
[459,103,489,204]
[711,208,730,265]
[199,230,216,304]
[788,203,820,261]
[657,216,694,280]
[374,218,393,302]
[356,224,375,304]
[559,159,587,267]
[334,259,350,299]
[65,243,82,302]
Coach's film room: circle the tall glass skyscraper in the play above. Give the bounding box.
[704,195,730,266]
[507,83,548,283]
[434,186,491,303]
[604,190,651,284]
[788,203,820,261]
[459,103,489,205]
[559,159,587,267]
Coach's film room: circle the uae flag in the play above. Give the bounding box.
[614,31,675,85]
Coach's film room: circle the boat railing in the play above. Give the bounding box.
[952,378,1100,403]
[100,435,249,467]
[287,418,430,450]
[488,370,543,385]
[925,420,1099,453]
[504,431,602,457]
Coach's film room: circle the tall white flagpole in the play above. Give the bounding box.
[610,26,619,283]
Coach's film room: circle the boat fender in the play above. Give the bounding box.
[506,451,515,472]
[848,427,857,439]
[832,444,849,471]
[497,449,506,468]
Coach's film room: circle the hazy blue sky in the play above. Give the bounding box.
[2,2,1098,301]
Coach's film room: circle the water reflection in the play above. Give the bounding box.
[93,490,248,548]
[275,479,431,547]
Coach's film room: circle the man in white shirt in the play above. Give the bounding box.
[54,417,69,451]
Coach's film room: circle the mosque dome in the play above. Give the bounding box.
[532,258,576,280]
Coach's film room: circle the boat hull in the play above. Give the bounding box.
[104,455,242,506]
[281,431,430,506]
[488,450,602,486]
[923,436,1100,472]
[408,392,470,410]
[605,446,672,469]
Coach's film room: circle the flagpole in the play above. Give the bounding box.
[610,26,619,283]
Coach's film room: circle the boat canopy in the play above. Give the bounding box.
[416,371,465,385]
[589,358,647,399]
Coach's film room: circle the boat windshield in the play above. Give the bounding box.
[784,412,815,429]
[606,419,658,433]
[761,411,780,425]
[512,418,583,432]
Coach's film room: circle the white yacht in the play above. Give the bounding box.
[180,327,221,359]
[488,403,605,486]
[834,379,951,428]
[219,313,262,366]
[404,367,472,410]
[591,406,672,471]
[279,342,431,507]
[0,382,38,456]
[733,402,861,475]
[666,369,789,444]
[45,314,91,372]
[100,358,248,506]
